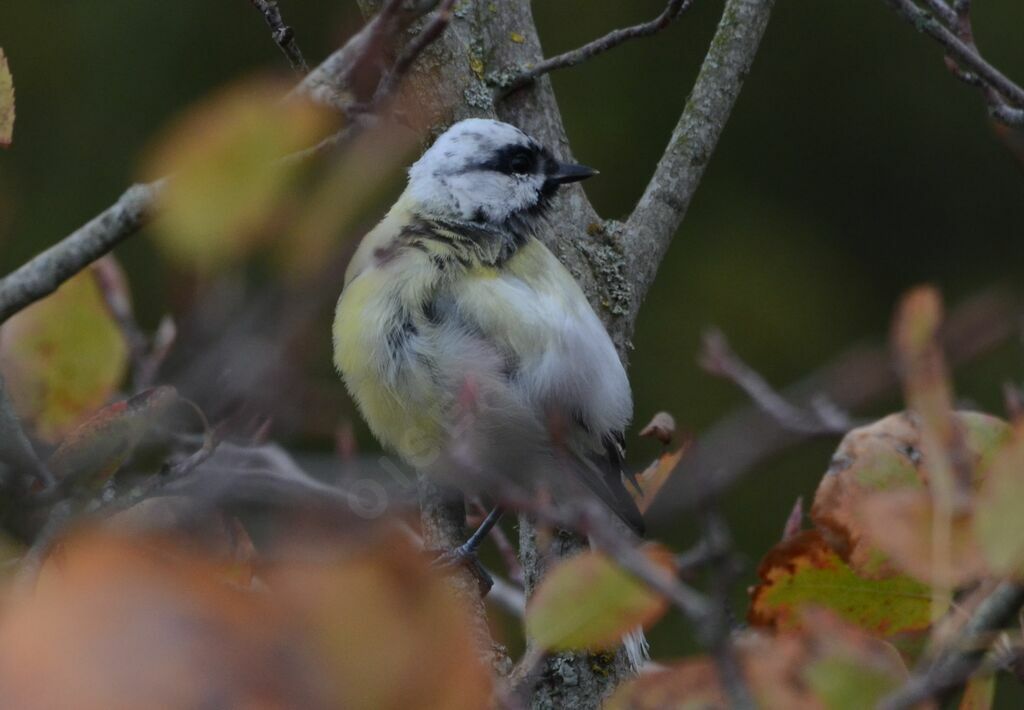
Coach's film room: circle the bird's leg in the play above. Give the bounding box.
[434,506,505,596]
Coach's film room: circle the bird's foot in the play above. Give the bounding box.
[433,543,494,596]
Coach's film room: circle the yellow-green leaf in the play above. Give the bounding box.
[804,654,902,710]
[749,530,941,638]
[144,80,331,272]
[525,545,673,651]
[974,425,1024,577]
[0,48,13,147]
[0,268,128,443]
[959,673,995,710]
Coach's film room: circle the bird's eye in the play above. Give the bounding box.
[508,151,533,174]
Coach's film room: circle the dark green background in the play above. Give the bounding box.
[2,0,1023,694]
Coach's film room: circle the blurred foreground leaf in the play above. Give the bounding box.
[974,424,1024,578]
[48,386,179,489]
[749,530,939,639]
[265,529,493,710]
[0,528,491,710]
[812,411,1009,580]
[857,488,986,588]
[0,268,128,443]
[145,79,332,272]
[608,611,910,709]
[0,48,13,147]
[958,673,995,710]
[525,545,674,651]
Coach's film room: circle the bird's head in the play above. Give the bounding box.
[406,118,596,234]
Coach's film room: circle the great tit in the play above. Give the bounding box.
[333,118,644,535]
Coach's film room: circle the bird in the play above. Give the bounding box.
[333,117,644,539]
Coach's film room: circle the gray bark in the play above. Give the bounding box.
[357,0,777,706]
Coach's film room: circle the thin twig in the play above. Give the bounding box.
[0,181,162,325]
[248,0,309,74]
[651,289,1018,516]
[880,581,1024,709]
[91,256,154,392]
[882,0,1024,125]
[0,372,53,488]
[699,328,858,435]
[14,499,72,593]
[500,0,695,95]
[699,509,753,710]
[374,0,456,103]
[0,0,452,327]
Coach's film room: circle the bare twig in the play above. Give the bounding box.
[500,0,695,96]
[0,1,449,327]
[0,181,163,325]
[699,328,858,435]
[780,496,804,541]
[650,289,1019,518]
[698,510,753,710]
[248,0,309,74]
[91,256,158,392]
[374,0,457,104]
[882,0,1024,125]
[0,372,53,489]
[880,581,1024,710]
[14,499,72,592]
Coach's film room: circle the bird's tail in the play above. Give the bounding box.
[622,626,650,672]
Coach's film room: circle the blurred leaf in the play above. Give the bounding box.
[278,120,419,278]
[0,532,307,709]
[604,655,730,709]
[266,530,492,710]
[608,612,910,710]
[0,527,491,710]
[525,544,674,651]
[632,447,686,514]
[812,411,1010,579]
[48,386,178,489]
[0,268,128,443]
[0,48,13,147]
[749,530,940,638]
[107,500,257,589]
[857,488,987,588]
[891,287,967,599]
[974,425,1024,577]
[958,673,995,710]
[145,79,332,272]
[803,655,900,710]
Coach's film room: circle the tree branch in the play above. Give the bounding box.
[0,1,446,327]
[880,581,1024,710]
[615,0,776,348]
[650,289,1018,518]
[248,0,309,75]
[699,328,859,435]
[882,0,1024,125]
[0,181,162,324]
[499,0,695,96]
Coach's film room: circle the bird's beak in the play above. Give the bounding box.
[549,161,599,185]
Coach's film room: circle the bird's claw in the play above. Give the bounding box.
[433,544,494,596]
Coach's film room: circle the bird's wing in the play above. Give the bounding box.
[450,238,644,534]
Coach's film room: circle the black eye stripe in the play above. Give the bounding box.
[475,144,541,175]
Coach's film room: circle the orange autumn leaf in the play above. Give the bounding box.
[749,530,939,639]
